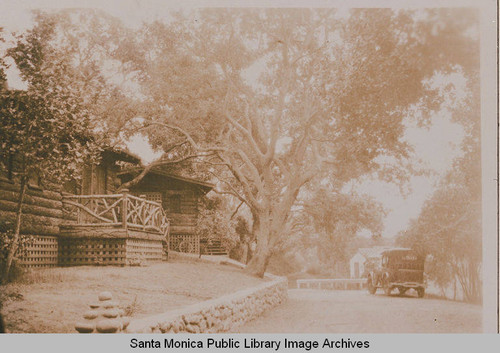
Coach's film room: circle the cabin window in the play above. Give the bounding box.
[0,154,35,185]
[167,194,181,213]
[81,164,108,195]
[0,154,14,181]
[140,192,162,204]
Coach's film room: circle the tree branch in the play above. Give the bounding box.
[119,152,217,190]
[222,88,266,160]
[230,200,245,220]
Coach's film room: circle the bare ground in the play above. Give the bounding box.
[0,259,268,333]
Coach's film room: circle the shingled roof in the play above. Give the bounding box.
[118,166,214,191]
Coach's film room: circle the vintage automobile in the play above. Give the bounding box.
[366,248,426,297]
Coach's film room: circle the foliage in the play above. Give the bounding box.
[396,22,481,302]
[397,149,482,303]
[0,28,7,85]
[0,11,110,282]
[303,188,385,268]
[16,10,140,142]
[0,12,105,184]
[0,222,33,282]
[195,194,238,254]
[228,216,253,263]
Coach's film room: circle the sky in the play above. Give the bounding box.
[0,0,468,239]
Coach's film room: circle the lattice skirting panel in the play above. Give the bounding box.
[170,234,199,254]
[58,238,127,266]
[20,235,59,268]
[125,238,164,264]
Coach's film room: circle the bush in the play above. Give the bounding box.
[0,222,34,283]
[195,195,238,253]
[305,265,322,276]
[228,243,245,262]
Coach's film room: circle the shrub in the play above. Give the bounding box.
[0,222,34,283]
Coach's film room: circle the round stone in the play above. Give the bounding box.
[98,291,113,301]
[75,322,95,333]
[159,322,171,333]
[96,319,121,333]
[186,324,200,333]
[102,301,119,309]
[171,321,183,333]
[103,309,119,318]
[83,310,99,320]
[89,302,101,309]
[198,320,207,332]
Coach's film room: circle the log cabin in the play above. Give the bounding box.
[0,148,173,267]
[117,167,219,255]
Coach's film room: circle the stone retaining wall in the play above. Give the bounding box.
[125,275,288,333]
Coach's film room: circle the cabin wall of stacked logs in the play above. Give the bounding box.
[167,190,200,254]
[128,175,203,254]
[0,178,62,267]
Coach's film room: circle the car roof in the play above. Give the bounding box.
[381,248,415,255]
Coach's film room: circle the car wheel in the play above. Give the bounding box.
[398,287,407,296]
[417,288,425,298]
[367,277,377,294]
[382,275,392,296]
[384,285,392,296]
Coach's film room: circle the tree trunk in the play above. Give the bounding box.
[1,177,27,284]
[453,277,457,301]
[245,241,254,264]
[244,220,271,277]
[245,246,271,278]
[240,242,248,263]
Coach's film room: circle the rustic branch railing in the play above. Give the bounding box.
[62,192,170,236]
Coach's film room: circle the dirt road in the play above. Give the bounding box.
[236,289,482,333]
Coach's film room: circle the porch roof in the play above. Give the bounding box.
[118,167,214,191]
[102,147,141,164]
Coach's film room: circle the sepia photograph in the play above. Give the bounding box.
[0,0,497,339]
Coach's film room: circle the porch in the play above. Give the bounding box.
[60,190,170,266]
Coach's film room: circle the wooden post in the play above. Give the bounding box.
[166,222,170,261]
[121,189,129,230]
[77,199,81,224]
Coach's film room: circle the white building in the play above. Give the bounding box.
[349,246,389,278]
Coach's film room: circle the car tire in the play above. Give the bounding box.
[384,285,392,296]
[417,288,425,298]
[398,287,407,296]
[382,275,391,296]
[367,277,377,295]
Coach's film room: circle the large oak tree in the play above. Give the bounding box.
[119,8,479,277]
